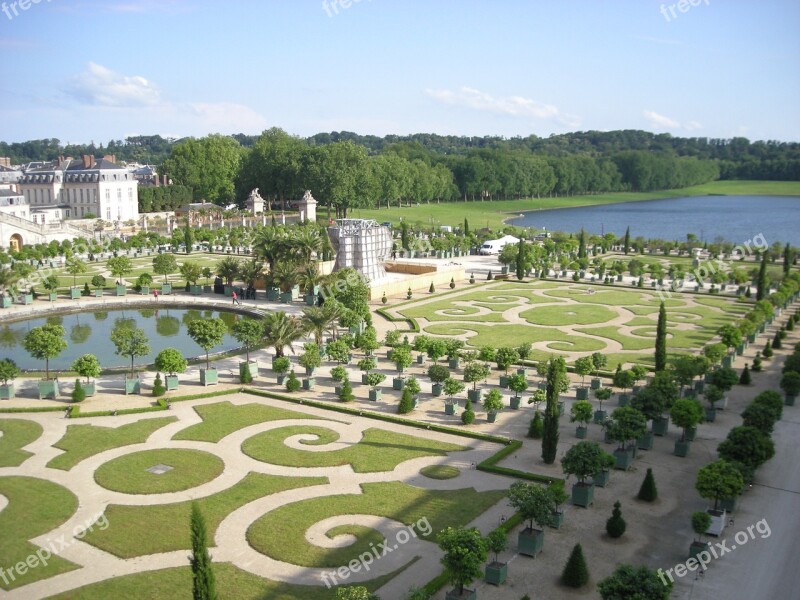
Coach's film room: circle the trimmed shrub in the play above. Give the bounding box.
[339,378,354,402]
[527,411,543,439]
[763,340,773,358]
[637,468,658,502]
[461,400,475,425]
[398,388,414,414]
[152,373,166,397]
[606,501,626,538]
[561,543,589,588]
[71,379,86,403]
[285,370,300,393]
[739,364,751,385]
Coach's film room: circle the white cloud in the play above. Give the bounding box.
[65,62,160,107]
[426,86,580,128]
[643,110,702,132]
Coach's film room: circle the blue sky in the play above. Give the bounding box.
[1,0,798,144]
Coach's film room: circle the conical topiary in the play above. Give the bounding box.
[429,282,435,293]
[152,373,166,397]
[461,399,475,425]
[637,467,658,502]
[773,330,782,349]
[285,370,300,392]
[71,379,86,403]
[528,411,543,439]
[449,277,456,289]
[752,352,763,372]
[739,364,751,385]
[788,318,795,331]
[339,377,354,402]
[487,271,494,281]
[605,501,626,538]
[398,387,414,414]
[763,340,773,358]
[560,543,589,588]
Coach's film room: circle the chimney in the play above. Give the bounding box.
[0,157,9,167]
[153,171,159,187]
[82,155,94,169]
[162,174,168,186]
[103,154,116,164]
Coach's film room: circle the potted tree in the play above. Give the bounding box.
[574,356,593,400]
[272,356,291,385]
[561,441,614,507]
[496,346,520,388]
[671,398,704,456]
[23,324,67,399]
[689,511,712,560]
[484,529,508,586]
[91,274,106,297]
[154,348,187,391]
[438,526,486,600]
[695,459,744,536]
[570,400,593,438]
[464,362,490,403]
[446,339,464,370]
[483,389,503,423]
[593,387,612,424]
[592,450,616,488]
[201,267,214,293]
[780,371,800,406]
[426,338,448,366]
[630,364,648,394]
[443,377,465,415]
[709,366,738,410]
[607,406,647,470]
[231,318,263,382]
[613,367,634,406]
[366,372,386,401]
[180,261,203,295]
[428,364,450,396]
[704,384,724,422]
[299,343,322,390]
[71,354,101,397]
[507,373,528,409]
[516,343,532,376]
[0,358,20,399]
[330,366,348,396]
[136,273,153,295]
[590,352,607,389]
[413,335,429,365]
[110,323,150,395]
[404,376,421,405]
[186,317,227,386]
[391,346,413,390]
[65,257,87,300]
[548,485,569,529]
[152,252,177,294]
[43,275,60,302]
[507,481,556,557]
[358,357,377,385]
[107,256,132,296]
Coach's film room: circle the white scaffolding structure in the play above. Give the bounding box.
[328,219,393,282]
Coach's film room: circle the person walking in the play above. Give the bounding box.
[232,290,240,306]
[153,289,159,303]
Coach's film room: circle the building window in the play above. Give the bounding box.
[117,188,122,201]
[106,208,111,220]
[105,189,110,201]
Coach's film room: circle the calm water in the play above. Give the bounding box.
[1,308,244,370]
[509,195,800,246]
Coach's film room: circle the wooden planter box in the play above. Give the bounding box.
[369,389,382,401]
[82,381,96,397]
[694,380,705,393]
[266,287,280,301]
[165,375,180,391]
[431,383,443,396]
[445,590,476,600]
[576,387,589,400]
[416,353,426,365]
[576,425,587,438]
[509,396,521,410]
[591,378,602,390]
[485,562,507,586]
[0,383,15,399]
[593,469,610,487]
[652,416,669,436]
[22,293,33,305]
[467,389,482,403]
[593,409,607,424]
[689,541,710,561]
[125,377,140,395]
[572,482,595,507]
[517,367,529,377]
[719,496,738,513]
[614,448,633,470]
[304,293,318,306]
[637,432,654,450]
[487,412,498,423]
[785,394,797,407]
[705,407,717,422]
[674,440,691,457]
[279,291,293,303]
[518,527,544,557]
[115,285,127,297]
[392,377,404,390]
[200,368,218,386]
[617,393,629,406]
[685,426,697,441]
[189,285,202,296]
[140,286,150,295]
[302,378,315,390]
[706,509,727,536]
[70,288,81,299]
[549,510,565,529]
[161,283,172,295]
[38,379,59,399]
[499,375,510,388]
[448,358,460,370]
[445,403,457,415]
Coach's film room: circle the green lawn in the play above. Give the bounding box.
[247,481,506,568]
[425,323,607,354]
[241,426,467,473]
[45,561,408,600]
[93,449,224,494]
[82,472,327,558]
[0,419,43,467]
[420,465,461,480]
[351,180,800,230]
[520,304,617,326]
[172,401,318,443]
[0,477,79,590]
[47,417,177,470]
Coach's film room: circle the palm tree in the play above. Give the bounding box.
[239,259,264,289]
[216,256,241,286]
[272,260,300,293]
[262,311,304,358]
[290,227,322,264]
[301,305,338,345]
[253,227,286,272]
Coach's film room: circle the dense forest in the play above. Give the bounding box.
[2,129,799,215]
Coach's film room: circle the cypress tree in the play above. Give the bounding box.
[606,501,626,538]
[516,238,525,280]
[784,242,791,275]
[578,228,587,259]
[184,221,194,254]
[623,227,630,255]
[398,387,414,414]
[637,468,658,502]
[756,251,768,301]
[190,502,218,600]
[561,543,589,588]
[739,364,751,385]
[463,217,469,236]
[541,358,564,464]
[654,302,667,372]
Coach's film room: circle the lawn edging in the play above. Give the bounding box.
[65,388,240,418]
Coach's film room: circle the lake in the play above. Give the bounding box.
[508,195,800,246]
[1,308,245,371]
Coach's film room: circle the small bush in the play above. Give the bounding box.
[71,379,86,403]
[752,352,763,372]
[285,370,300,393]
[429,282,435,293]
[339,378,355,402]
[772,330,782,349]
[240,364,253,384]
[461,399,475,425]
[637,468,658,502]
[398,388,414,414]
[152,373,166,397]
[528,411,543,439]
[763,340,773,358]
[561,543,589,588]
[606,501,626,538]
[739,364,751,385]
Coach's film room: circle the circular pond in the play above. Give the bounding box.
[1,307,246,370]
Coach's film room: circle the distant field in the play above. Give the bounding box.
[351,180,800,230]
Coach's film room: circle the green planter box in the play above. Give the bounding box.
[94,289,103,297]
[747,333,757,343]
[361,373,370,385]
[140,286,150,295]
[203,285,212,293]
[614,448,633,470]
[0,383,15,399]
[302,378,315,390]
[722,355,733,368]
[416,353,426,365]
[590,378,602,390]
[593,469,610,487]
[705,407,717,422]
[785,394,797,407]
[369,389,382,401]
[572,482,594,507]
[70,288,81,299]
[82,382,96,397]
[617,393,629,406]
[334,386,344,396]
[694,380,705,393]
[392,377,404,390]
[115,285,127,296]
[165,375,180,391]
[22,294,33,305]
[509,396,521,410]
[305,367,316,377]
[431,383,443,397]
[518,528,544,557]
[593,409,607,424]
[38,379,59,400]
[637,432,654,450]
[517,367,529,377]
[276,374,287,385]
[279,291,293,303]
[674,440,690,457]
[558,401,565,416]
[47,291,58,301]
[200,368,218,386]
[485,562,507,585]
[576,387,589,400]
[445,403,457,415]
[652,416,669,436]
[683,388,697,399]
[445,590,476,600]
[689,541,710,561]
[189,285,202,296]
[499,375,510,388]
[604,428,614,443]
[719,496,737,513]
[685,426,697,441]
[240,362,258,381]
[549,510,565,529]
[224,285,233,296]
[1,296,11,308]
[487,412,498,423]
[304,293,318,306]
[537,381,547,391]
[448,358,460,370]
[161,283,172,295]
[576,426,587,439]
[266,287,280,301]
[125,377,140,395]
[467,389,482,403]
